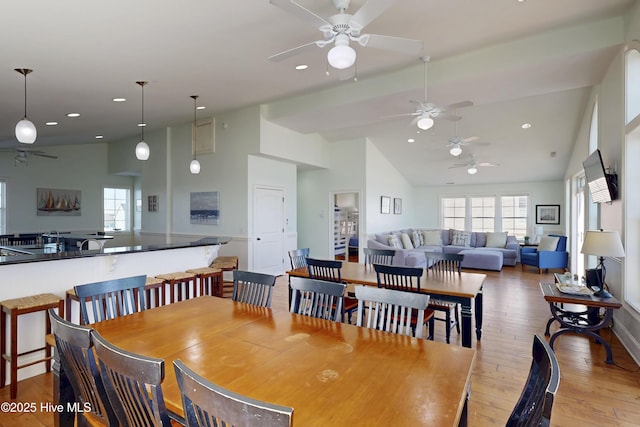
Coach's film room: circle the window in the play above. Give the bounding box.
[0,179,5,234]
[471,197,495,232]
[103,187,130,231]
[442,197,465,230]
[501,196,528,239]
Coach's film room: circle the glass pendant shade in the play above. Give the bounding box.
[15,118,37,144]
[416,115,434,130]
[190,159,201,174]
[328,34,356,70]
[467,166,478,175]
[136,141,150,160]
[449,145,462,156]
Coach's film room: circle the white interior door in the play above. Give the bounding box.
[253,187,285,275]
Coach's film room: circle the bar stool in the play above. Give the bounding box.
[144,276,168,308]
[185,267,223,297]
[1,293,64,399]
[210,256,238,298]
[154,272,197,303]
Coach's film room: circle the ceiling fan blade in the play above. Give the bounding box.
[478,162,498,167]
[32,153,58,159]
[447,100,474,109]
[436,112,462,121]
[448,164,467,169]
[269,0,330,29]
[462,136,480,143]
[350,0,398,29]
[359,33,423,55]
[268,40,320,62]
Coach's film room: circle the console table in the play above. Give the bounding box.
[540,279,621,364]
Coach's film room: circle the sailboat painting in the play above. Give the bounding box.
[37,188,81,216]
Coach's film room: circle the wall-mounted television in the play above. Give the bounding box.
[582,149,618,203]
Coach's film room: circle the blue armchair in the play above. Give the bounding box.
[520,234,568,274]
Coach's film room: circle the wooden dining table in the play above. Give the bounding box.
[287,261,486,348]
[54,296,476,427]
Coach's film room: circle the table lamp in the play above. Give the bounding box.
[580,230,625,298]
[533,225,544,244]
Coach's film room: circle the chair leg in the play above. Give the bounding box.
[445,310,451,344]
[428,318,434,340]
[454,305,460,333]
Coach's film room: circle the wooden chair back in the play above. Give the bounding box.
[290,277,345,322]
[363,248,395,266]
[507,334,560,426]
[232,270,277,308]
[74,275,147,324]
[91,330,174,427]
[288,248,310,269]
[48,309,117,426]
[425,252,463,274]
[306,257,342,283]
[174,359,293,427]
[373,264,423,293]
[354,286,430,338]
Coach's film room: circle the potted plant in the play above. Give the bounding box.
[524,236,530,244]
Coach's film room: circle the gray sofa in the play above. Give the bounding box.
[367,228,519,271]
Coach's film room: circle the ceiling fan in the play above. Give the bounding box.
[268,0,423,70]
[395,57,473,130]
[449,157,498,175]
[11,148,58,165]
[446,118,489,157]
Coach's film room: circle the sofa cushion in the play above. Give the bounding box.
[388,234,403,249]
[400,233,414,249]
[450,230,472,247]
[486,232,508,248]
[375,233,390,245]
[475,232,487,248]
[411,230,423,247]
[538,236,559,251]
[422,230,442,246]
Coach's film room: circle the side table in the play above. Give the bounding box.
[539,281,621,364]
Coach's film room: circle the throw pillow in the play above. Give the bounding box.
[475,232,487,248]
[387,234,403,249]
[486,232,508,248]
[450,230,472,247]
[538,236,559,251]
[422,230,442,246]
[400,233,414,249]
[411,230,424,247]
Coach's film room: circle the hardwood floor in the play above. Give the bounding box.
[1,266,638,426]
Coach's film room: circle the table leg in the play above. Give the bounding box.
[474,287,483,341]
[461,298,472,348]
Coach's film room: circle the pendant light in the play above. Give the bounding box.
[135,81,150,160]
[15,68,37,144]
[189,95,201,174]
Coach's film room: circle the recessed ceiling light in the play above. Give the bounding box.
[138,123,146,127]
[407,138,415,143]
[45,121,58,126]
[112,98,126,102]
[196,106,206,110]
[295,64,308,70]
[521,123,532,129]
[95,135,104,139]
[66,113,80,118]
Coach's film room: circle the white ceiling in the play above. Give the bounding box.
[0,0,635,186]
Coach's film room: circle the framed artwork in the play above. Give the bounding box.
[536,205,560,224]
[380,196,391,214]
[394,198,402,215]
[148,195,158,212]
[190,191,220,224]
[37,188,81,216]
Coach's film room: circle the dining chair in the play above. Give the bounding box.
[373,263,434,338]
[507,334,560,426]
[354,285,431,339]
[363,248,395,266]
[74,275,147,324]
[288,248,310,269]
[425,251,463,344]
[173,359,294,427]
[306,257,358,323]
[91,330,178,427]
[290,276,346,322]
[48,309,118,427]
[232,270,277,308]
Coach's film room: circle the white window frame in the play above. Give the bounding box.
[0,179,5,234]
[103,186,131,232]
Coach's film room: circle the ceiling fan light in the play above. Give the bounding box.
[135,141,150,160]
[327,44,356,70]
[190,158,201,174]
[416,115,434,130]
[449,145,462,156]
[15,118,37,144]
[467,166,478,175]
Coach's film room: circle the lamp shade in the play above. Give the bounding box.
[416,115,434,130]
[327,44,356,69]
[449,145,462,156]
[467,166,478,175]
[135,141,150,160]
[190,158,201,174]
[15,118,37,144]
[534,225,544,235]
[581,230,625,257]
